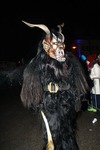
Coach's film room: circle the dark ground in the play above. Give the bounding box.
[0,86,100,150]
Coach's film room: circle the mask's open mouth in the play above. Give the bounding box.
[56,56,66,62]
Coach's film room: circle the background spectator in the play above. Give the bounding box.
[88,54,100,112]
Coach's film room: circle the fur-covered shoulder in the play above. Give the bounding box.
[67,51,89,93]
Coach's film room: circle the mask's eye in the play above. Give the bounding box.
[52,42,58,45]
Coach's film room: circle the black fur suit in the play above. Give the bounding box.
[20,21,89,150]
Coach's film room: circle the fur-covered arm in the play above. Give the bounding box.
[20,63,43,111]
[66,52,89,112]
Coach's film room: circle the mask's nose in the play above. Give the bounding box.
[57,48,64,57]
[55,48,66,62]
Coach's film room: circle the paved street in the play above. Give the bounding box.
[0,87,100,150]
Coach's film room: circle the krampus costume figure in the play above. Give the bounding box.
[20,21,89,150]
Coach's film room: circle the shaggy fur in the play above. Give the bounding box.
[20,28,89,150]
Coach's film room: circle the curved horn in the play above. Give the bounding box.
[41,111,54,150]
[57,22,64,33]
[57,23,65,42]
[22,20,50,35]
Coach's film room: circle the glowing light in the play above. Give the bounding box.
[72,46,77,49]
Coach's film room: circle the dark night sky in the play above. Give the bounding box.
[1,1,100,61]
